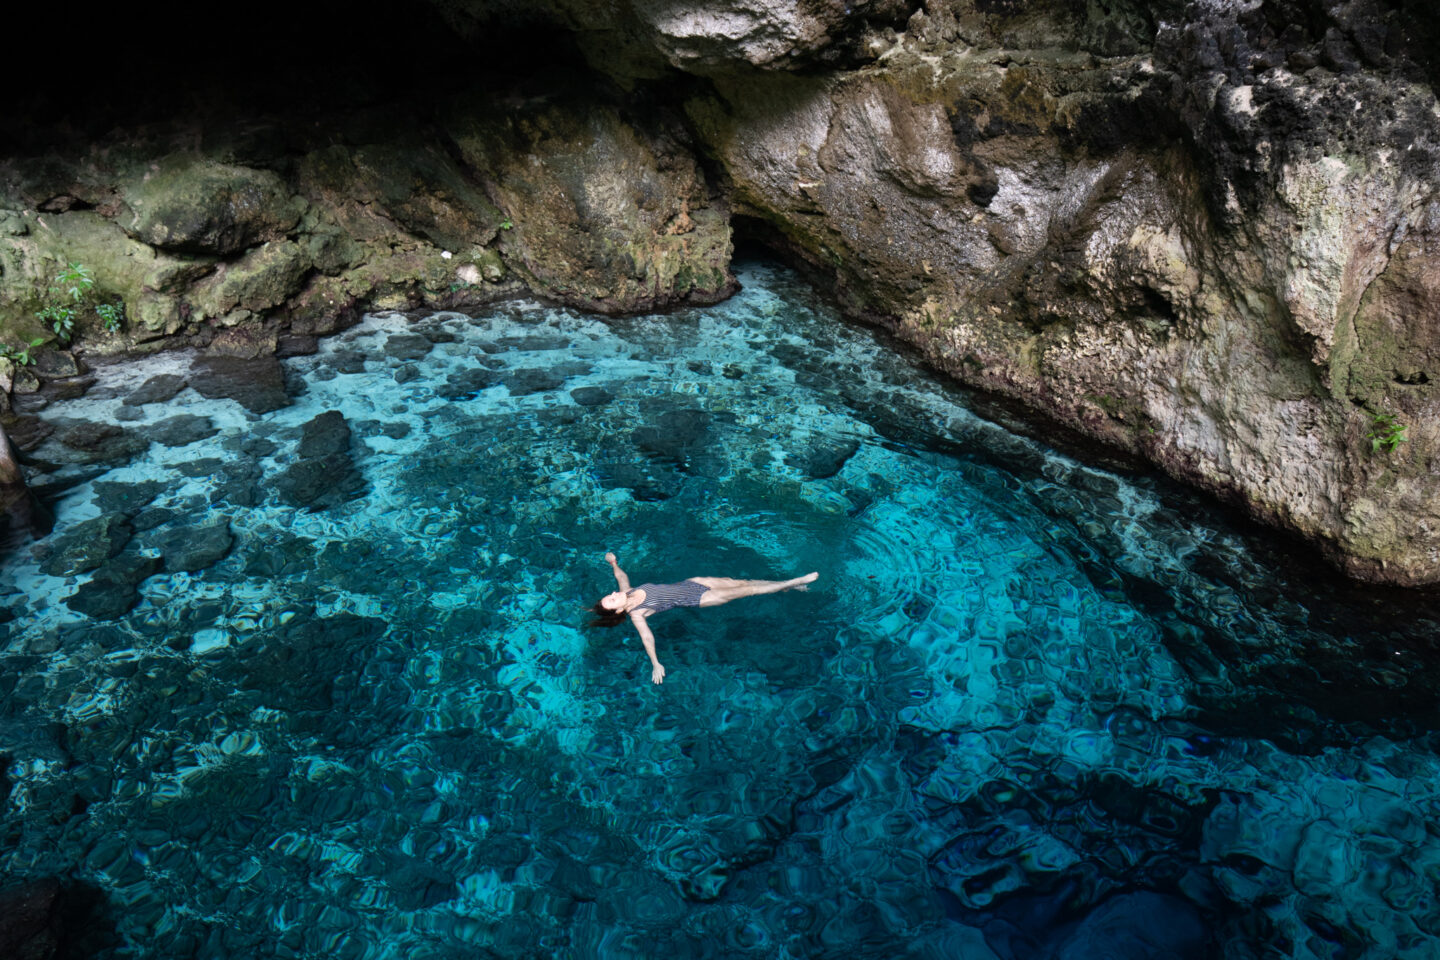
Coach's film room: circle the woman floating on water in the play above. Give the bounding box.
[590,552,818,684]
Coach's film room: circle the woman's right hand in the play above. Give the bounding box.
[605,552,617,564]
[651,663,666,684]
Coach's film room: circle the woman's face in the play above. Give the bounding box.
[600,590,628,613]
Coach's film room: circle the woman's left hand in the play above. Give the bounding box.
[605,552,617,564]
[651,663,666,684]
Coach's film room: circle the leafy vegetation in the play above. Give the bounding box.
[1,337,46,367]
[1367,410,1408,454]
[96,302,124,332]
[33,261,123,343]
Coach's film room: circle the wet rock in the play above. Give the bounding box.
[276,335,318,357]
[91,480,166,515]
[49,420,149,463]
[570,385,614,406]
[150,414,218,448]
[632,408,710,466]
[593,459,681,501]
[504,368,567,396]
[243,532,315,578]
[273,411,366,509]
[437,367,502,400]
[221,433,279,459]
[4,417,53,452]
[113,406,144,422]
[393,363,421,384]
[130,507,177,533]
[385,854,458,911]
[189,356,290,414]
[122,373,187,406]
[39,375,94,402]
[495,334,572,352]
[384,333,433,361]
[64,551,161,620]
[1053,892,1208,960]
[415,325,457,344]
[329,350,366,374]
[144,516,234,573]
[0,878,61,959]
[31,350,81,380]
[298,410,350,458]
[354,420,413,440]
[211,461,263,507]
[35,514,133,576]
[230,611,385,715]
[785,437,859,480]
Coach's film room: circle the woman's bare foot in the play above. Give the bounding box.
[787,572,819,591]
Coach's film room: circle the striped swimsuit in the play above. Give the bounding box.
[633,580,709,613]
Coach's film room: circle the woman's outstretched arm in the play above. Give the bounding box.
[605,552,631,591]
[629,612,665,684]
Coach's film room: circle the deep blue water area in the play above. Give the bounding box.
[3,260,1440,959]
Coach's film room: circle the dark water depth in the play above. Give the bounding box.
[2,261,1439,959]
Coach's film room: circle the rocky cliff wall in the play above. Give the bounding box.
[2,0,1437,584]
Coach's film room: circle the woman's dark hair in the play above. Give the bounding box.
[587,601,627,629]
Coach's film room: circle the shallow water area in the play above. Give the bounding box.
[3,260,1440,958]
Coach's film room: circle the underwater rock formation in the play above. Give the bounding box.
[2,0,1438,583]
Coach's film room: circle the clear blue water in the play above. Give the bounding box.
[3,260,1439,959]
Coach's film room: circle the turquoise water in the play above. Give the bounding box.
[3,261,1439,958]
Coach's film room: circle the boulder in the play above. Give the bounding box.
[64,551,162,620]
[35,513,133,576]
[122,373,188,407]
[48,420,149,464]
[121,158,305,255]
[145,516,234,573]
[273,411,366,509]
[189,355,290,414]
[149,414,218,448]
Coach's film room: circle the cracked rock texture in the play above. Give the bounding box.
[3,0,1439,583]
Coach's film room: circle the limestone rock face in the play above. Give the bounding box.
[445,98,735,313]
[675,0,1440,584]
[433,0,914,77]
[122,158,305,255]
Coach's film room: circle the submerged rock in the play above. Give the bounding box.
[384,333,433,361]
[273,411,366,509]
[189,356,290,414]
[90,479,166,515]
[437,367,502,400]
[48,420,149,464]
[35,513,133,576]
[785,436,859,480]
[64,551,161,620]
[144,516,234,573]
[149,414,218,448]
[570,385,614,406]
[122,374,188,407]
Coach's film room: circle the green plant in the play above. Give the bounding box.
[38,303,76,342]
[96,301,124,332]
[33,262,123,342]
[499,217,514,231]
[1367,411,1408,454]
[2,337,46,366]
[53,262,94,303]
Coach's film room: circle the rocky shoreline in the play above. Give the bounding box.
[2,0,1438,584]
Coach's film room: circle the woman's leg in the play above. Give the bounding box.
[694,573,818,607]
